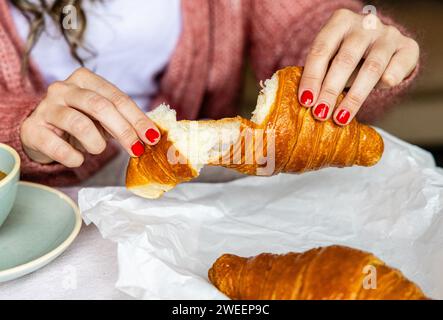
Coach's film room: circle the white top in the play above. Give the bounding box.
[10,0,182,110]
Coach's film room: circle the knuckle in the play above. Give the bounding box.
[20,119,36,146]
[381,73,399,87]
[406,38,419,52]
[322,86,340,98]
[364,58,385,78]
[88,139,106,155]
[68,67,91,83]
[20,117,33,135]
[309,41,329,58]
[333,8,352,19]
[110,91,131,109]
[33,101,47,116]
[32,130,47,148]
[73,67,91,78]
[118,126,136,143]
[69,115,93,136]
[346,92,364,108]
[335,50,359,68]
[385,25,400,37]
[72,156,84,167]
[94,141,107,154]
[300,72,321,83]
[49,141,68,163]
[88,94,112,115]
[133,117,149,132]
[47,81,67,95]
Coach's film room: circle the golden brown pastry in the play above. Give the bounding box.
[208,245,428,300]
[126,66,384,199]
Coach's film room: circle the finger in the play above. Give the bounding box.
[311,32,372,122]
[45,104,106,155]
[299,9,354,107]
[333,38,397,125]
[30,126,84,168]
[66,68,161,145]
[379,38,419,88]
[62,86,145,157]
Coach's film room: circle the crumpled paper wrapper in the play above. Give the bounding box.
[78,129,443,299]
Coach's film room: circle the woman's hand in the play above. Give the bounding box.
[20,67,161,167]
[298,8,419,125]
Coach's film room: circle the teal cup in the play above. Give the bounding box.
[0,143,20,228]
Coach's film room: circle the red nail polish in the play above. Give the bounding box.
[336,109,351,125]
[300,90,314,106]
[313,103,329,119]
[131,140,145,157]
[145,128,160,143]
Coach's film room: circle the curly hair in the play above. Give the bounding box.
[10,0,95,71]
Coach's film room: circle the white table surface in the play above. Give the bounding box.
[0,187,131,300]
[0,151,244,300]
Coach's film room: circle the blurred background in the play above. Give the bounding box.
[239,0,443,166]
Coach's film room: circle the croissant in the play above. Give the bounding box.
[208,245,428,300]
[126,66,384,199]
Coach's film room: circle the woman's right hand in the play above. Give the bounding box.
[20,67,161,168]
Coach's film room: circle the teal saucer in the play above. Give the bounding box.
[0,182,81,282]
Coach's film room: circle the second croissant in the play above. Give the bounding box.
[209,245,427,300]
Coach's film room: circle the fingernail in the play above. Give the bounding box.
[313,103,329,120]
[300,90,314,106]
[145,128,160,144]
[131,140,145,157]
[336,109,351,125]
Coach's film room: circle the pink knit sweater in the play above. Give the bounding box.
[0,0,418,186]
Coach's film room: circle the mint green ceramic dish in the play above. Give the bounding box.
[0,143,20,228]
[0,182,82,282]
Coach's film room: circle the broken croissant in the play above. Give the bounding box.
[126,66,384,199]
[208,245,428,300]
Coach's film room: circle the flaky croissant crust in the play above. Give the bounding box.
[126,66,384,199]
[208,245,428,300]
[217,66,384,175]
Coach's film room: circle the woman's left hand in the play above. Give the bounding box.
[298,8,419,125]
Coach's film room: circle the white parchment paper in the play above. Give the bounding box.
[78,129,443,299]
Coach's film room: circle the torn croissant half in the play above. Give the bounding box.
[208,245,428,300]
[126,66,384,199]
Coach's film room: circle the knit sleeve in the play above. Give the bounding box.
[0,91,119,186]
[248,0,420,123]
